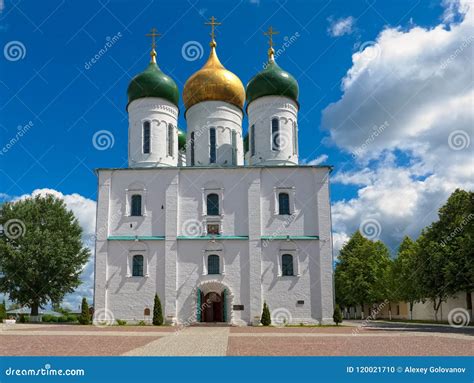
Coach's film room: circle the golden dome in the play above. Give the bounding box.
[183,42,245,111]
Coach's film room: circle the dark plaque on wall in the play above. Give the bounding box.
[297,300,304,305]
[233,305,244,311]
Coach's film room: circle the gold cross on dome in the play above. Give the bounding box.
[264,26,279,49]
[205,16,221,42]
[145,27,161,50]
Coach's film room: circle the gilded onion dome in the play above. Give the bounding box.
[246,27,299,106]
[183,41,245,111]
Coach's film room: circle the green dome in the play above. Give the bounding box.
[243,132,249,153]
[246,59,299,106]
[178,129,186,151]
[127,62,179,108]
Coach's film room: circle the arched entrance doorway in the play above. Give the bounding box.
[196,280,233,324]
[202,292,223,322]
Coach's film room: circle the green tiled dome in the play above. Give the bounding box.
[246,59,298,106]
[127,62,179,108]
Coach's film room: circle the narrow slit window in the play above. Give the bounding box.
[143,121,151,154]
[272,118,280,151]
[168,124,174,157]
[190,131,195,166]
[293,122,298,155]
[250,124,255,156]
[209,127,216,163]
[232,130,237,165]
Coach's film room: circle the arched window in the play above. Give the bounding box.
[250,124,255,156]
[209,127,216,163]
[168,124,174,157]
[131,194,142,216]
[132,254,144,277]
[207,193,219,216]
[190,131,195,166]
[143,121,151,154]
[282,254,294,276]
[278,192,290,215]
[271,118,280,151]
[208,254,220,274]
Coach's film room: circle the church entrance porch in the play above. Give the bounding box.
[196,280,233,324]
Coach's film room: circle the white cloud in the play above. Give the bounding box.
[304,154,328,165]
[323,0,474,252]
[328,16,355,37]
[12,188,96,309]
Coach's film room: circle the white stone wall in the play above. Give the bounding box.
[247,96,299,166]
[185,101,244,167]
[128,97,179,168]
[93,165,333,324]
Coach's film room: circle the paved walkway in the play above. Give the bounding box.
[1,323,472,356]
[123,327,230,356]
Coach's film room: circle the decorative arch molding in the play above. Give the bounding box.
[195,279,235,324]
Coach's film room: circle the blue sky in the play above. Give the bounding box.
[1,0,473,308]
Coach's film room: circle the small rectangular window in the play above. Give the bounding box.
[208,255,220,274]
[282,254,294,276]
[271,118,279,151]
[143,121,151,154]
[278,192,290,215]
[209,127,216,163]
[131,194,142,216]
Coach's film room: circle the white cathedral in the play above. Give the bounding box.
[93,21,334,326]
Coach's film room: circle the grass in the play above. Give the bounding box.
[374,318,474,326]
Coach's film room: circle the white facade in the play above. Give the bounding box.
[94,166,334,325]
